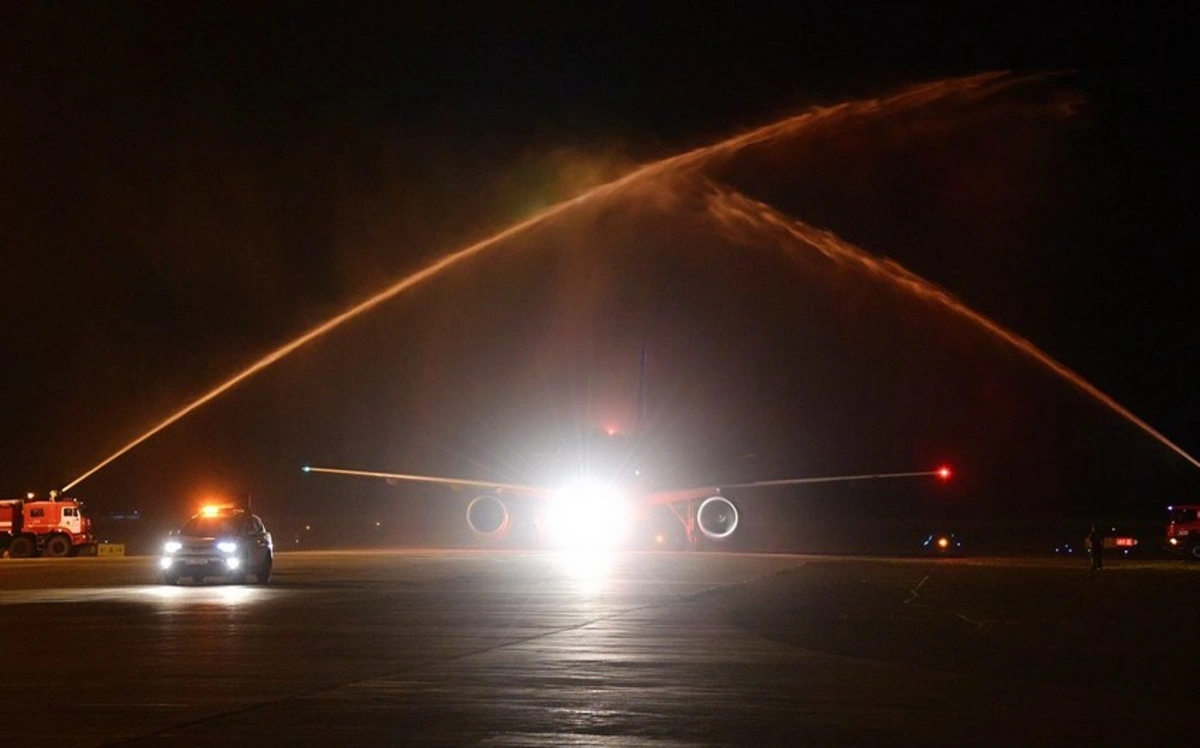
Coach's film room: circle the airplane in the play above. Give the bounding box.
[301,461,952,550]
[302,344,951,549]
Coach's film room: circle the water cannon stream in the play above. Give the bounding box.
[59,71,1197,491]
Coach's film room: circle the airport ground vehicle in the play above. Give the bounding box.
[1166,504,1200,559]
[920,531,964,556]
[160,506,273,584]
[0,494,96,558]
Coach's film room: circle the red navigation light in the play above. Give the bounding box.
[936,466,952,481]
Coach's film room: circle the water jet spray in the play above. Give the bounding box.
[702,182,1200,470]
[62,71,1133,492]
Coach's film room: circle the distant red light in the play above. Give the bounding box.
[937,466,952,481]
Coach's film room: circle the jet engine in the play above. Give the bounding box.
[696,495,739,540]
[466,494,511,538]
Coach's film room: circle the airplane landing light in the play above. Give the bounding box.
[543,481,631,550]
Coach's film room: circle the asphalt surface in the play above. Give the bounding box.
[1,550,1195,746]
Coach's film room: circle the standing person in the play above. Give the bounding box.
[1088,524,1104,570]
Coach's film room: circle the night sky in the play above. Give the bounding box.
[2,3,1196,537]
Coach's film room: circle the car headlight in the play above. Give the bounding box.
[217,541,238,554]
[164,540,182,554]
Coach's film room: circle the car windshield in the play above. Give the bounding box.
[179,515,241,537]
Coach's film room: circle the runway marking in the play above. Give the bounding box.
[903,574,929,605]
[954,612,984,629]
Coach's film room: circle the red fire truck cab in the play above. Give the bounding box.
[0,495,96,558]
[1166,504,1200,560]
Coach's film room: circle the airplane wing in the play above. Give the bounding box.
[301,465,556,498]
[304,463,951,545]
[304,465,949,505]
[641,468,949,506]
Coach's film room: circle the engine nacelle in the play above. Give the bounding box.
[466,494,511,538]
[696,495,739,540]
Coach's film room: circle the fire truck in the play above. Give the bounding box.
[0,493,96,558]
[1166,504,1200,560]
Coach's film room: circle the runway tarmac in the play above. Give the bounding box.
[1,550,1196,746]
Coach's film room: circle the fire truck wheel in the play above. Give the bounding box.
[43,535,72,558]
[7,536,35,558]
[1187,543,1200,561]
